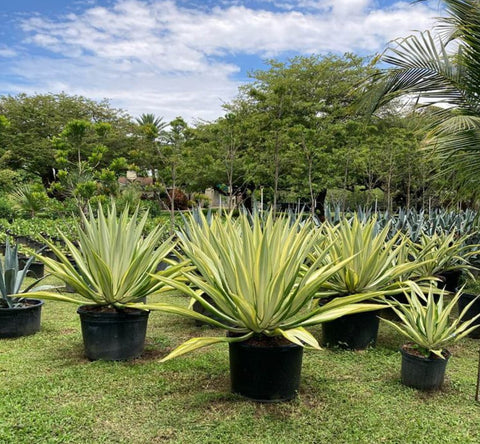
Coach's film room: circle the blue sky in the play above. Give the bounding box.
[0,0,442,122]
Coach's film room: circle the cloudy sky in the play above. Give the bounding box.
[0,0,442,122]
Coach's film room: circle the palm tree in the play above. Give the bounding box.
[364,0,480,180]
[135,113,168,136]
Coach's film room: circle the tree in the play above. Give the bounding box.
[157,117,191,233]
[135,113,167,133]
[363,0,480,186]
[187,106,250,210]
[51,119,128,213]
[0,93,134,187]
[131,114,168,181]
[234,54,376,214]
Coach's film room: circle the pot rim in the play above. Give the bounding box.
[77,304,149,317]
[227,332,303,349]
[400,343,451,361]
[0,298,44,311]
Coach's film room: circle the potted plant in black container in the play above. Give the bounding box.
[27,204,183,360]
[457,278,480,339]
[0,240,53,338]
[314,216,419,350]
[381,285,480,390]
[411,231,477,292]
[141,211,383,402]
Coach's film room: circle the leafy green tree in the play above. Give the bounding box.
[157,117,191,232]
[0,93,134,187]
[232,54,376,214]
[131,114,168,179]
[187,108,249,209]
[51,119,128,213]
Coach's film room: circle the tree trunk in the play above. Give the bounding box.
[314,189,327,222]
[273,132,280,214]
[308,157,315,217]
[170,174,175,236]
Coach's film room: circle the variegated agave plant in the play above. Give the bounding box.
[381,285,480,358]
[140,210,384,361]
[312,216,421,299]
[26,204,183,307]
[409,231,478,281]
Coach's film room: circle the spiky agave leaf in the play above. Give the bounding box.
[149,210,383,360]
[381,284,480,358]
[26,203,182,307]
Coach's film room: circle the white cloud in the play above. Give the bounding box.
[0,0,440,122]
[0,47,17,57]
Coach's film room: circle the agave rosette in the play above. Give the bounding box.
[26,204,184,307]
[140,211,385,361]
[0,239,53,308]
[313,216,421,299]
[381,285,480,358]
[410,231,478,280]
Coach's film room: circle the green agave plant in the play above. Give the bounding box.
[26,204,183,307]
[410,231,477,280]
[0,239,52,308]
[137,211,385,361]
[381,285,480,358]
[314,216,421,298]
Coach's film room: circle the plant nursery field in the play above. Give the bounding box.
[1,278,479,444]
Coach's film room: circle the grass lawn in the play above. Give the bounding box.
[1,281,480,443]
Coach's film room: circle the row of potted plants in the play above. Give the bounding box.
[323,206,479,243]
[2,205,480,402]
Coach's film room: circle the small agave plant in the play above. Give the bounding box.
[0,239,55,338]
[0,239,50,309]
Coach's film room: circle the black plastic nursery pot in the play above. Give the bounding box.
[77,305,150,361]
[437,269,463,293]
[458,293,480,339]
[229,335,303,402]
[156,252,178,272]
[322,309,380,350]
[192,295,224,326]
[0,299,44,338]
[400,345,450,391]
[18,256,45,278]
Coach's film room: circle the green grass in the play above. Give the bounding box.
[1,282,480,443]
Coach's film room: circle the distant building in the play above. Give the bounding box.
[118,170,153,187]
[205,186,242,209]
[205,187,227,208]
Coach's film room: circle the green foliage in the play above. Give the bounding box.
[315,216,419,297]
[10,184,49,218]
[51,119,129,211]
[0,93,134,184]
[115,184,143,214]
[0,114,9,130]
[144,211,384,361]
[381,285,480,358]
[72,180,97,200]
[0,169,18,191]
[0,239,50,308]
[363,0,480,191]
[0,195,16,219]
[109,156,128,173]
[410,231,478,279]
[27,204,181,307]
